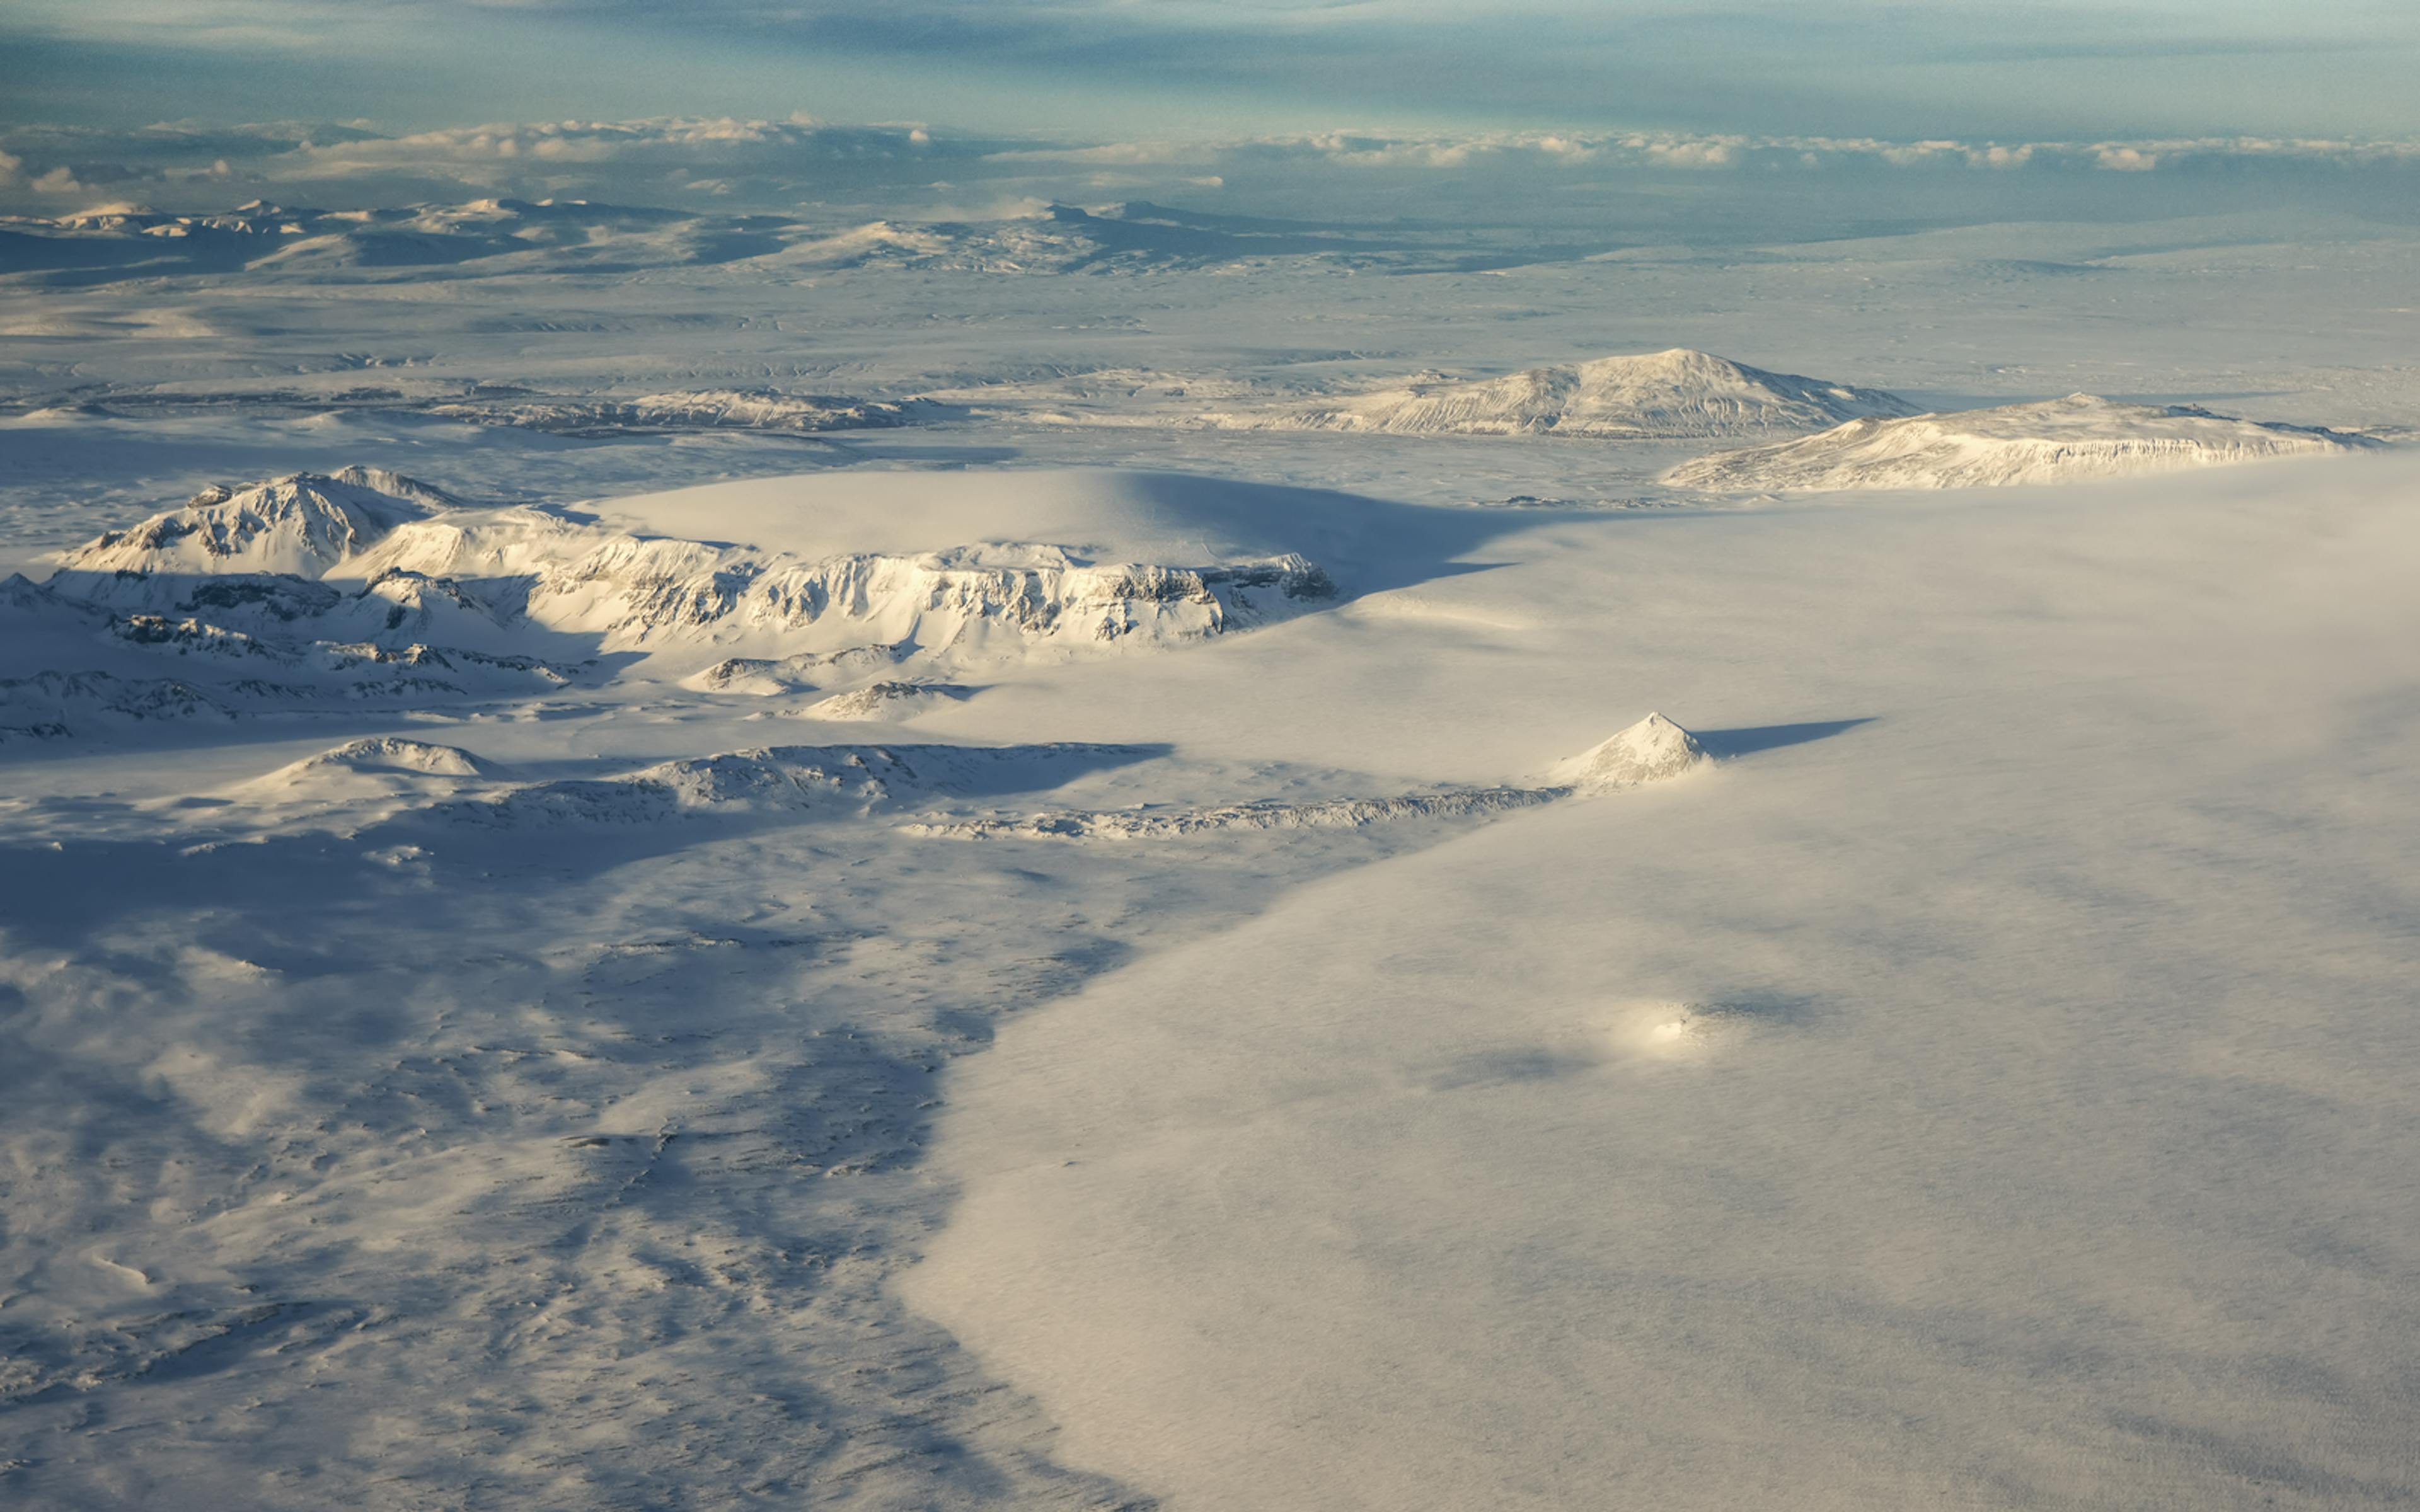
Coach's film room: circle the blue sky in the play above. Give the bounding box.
[6,0,2417,142]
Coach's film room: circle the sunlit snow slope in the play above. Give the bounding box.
[1667,393,2378,490]
[908,450,2420,1512]
[1202,348,1916,437]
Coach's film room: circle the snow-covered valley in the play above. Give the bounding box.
[4,181,2419,1511]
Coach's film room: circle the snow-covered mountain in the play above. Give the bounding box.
[1547,712,1711,791]
[1664,394,2380,491]
[52,469,1336,663]
[60,467,453,576]
[16,467,1348,742]
[0,469,601,740]
[1199,349,1916,438]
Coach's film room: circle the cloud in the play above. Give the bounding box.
[9,0,2419,144]
[2094,146,2160,172]
[1639,138,1739,169]
[4,114,2417,231]
[283,117,952,177]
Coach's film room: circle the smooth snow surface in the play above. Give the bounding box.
[907,455,2420,1512]
[1668,393,2377,490]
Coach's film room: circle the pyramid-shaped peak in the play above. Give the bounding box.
[1550,712,1711,793]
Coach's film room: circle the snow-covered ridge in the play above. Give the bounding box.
[1199,349,1916,438]
[427,389,931,436]
[917,714,1713,841]
[911,786,1561,840]
[0,644,580,744]
[0,196,1484,287]
[806,682,974,721]
[38,469,1340,713]
[291,736,498,778]
[336,519,1332,658]
[435,742,1151,827]
[688,645,905,695]
[229,738,505,804]
[0,670,225,742]
[1665,394,2382,491]
[2,525,585,746]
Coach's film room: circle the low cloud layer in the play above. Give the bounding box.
[7,117,2417,225]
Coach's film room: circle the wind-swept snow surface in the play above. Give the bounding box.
[1203,348,1916,437]
[906,452,2420,1512]
[1666,393,2379,490]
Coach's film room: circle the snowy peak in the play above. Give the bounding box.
[1211,349,1915,438]
[1550,713,1712,791]
[1664,394,2380,491]
[58,468,452,578]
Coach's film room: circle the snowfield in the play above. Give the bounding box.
[3,197,2419,1512]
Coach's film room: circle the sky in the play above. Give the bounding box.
[6,0,2417,142]
[3,1,2416,229]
